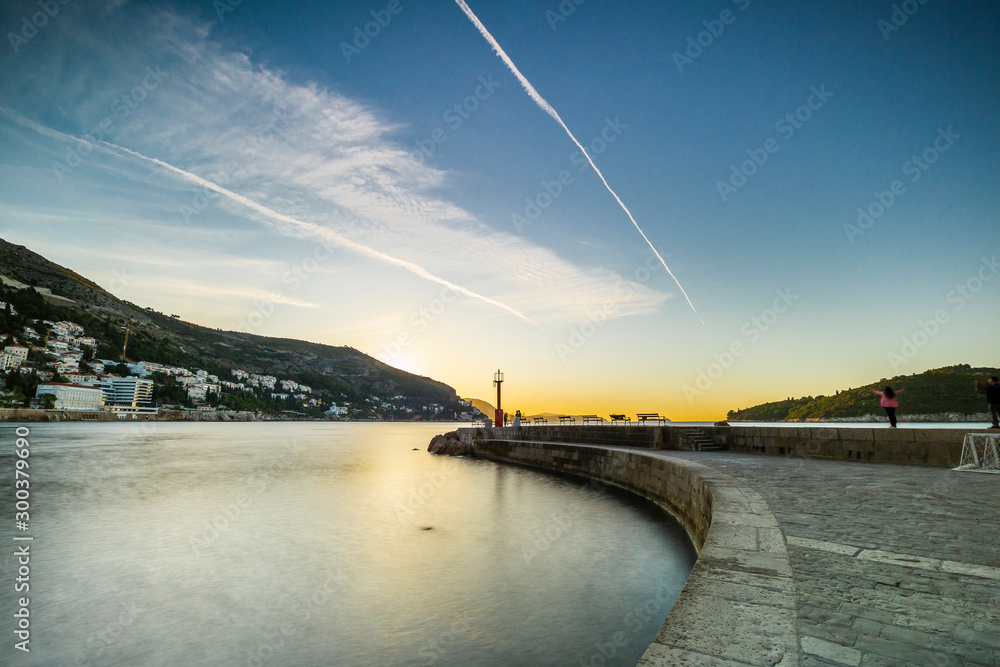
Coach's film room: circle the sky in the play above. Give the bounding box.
[0,0,997,420]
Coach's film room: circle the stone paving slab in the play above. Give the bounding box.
[668,451,1000,667]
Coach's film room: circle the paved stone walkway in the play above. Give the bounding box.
[668,451,1000,667]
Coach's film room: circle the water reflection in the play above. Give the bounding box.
[0,422,695,666]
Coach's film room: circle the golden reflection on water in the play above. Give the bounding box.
[0,422,694,666]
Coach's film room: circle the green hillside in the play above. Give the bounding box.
[0,238,464,419]
[728,365,999,421]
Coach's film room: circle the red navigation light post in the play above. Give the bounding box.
[493,369,504,428]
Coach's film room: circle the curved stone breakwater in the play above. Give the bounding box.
[428,430,800,665]
[430,426,1000,666]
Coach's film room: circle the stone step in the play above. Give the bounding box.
[679,429,726,452]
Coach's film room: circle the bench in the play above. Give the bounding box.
[609,413,630,425]
[558,415,576,424]
[532,416,548,424]
[582,415,605,425]
[636,413,667,425]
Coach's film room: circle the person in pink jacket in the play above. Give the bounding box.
[870,385,904,428]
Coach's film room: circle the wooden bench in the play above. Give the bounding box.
[609,413,630,425]
[582,415,605,425]
[558,415,576,424]
[532,416,548,424]
[636,413,667,425]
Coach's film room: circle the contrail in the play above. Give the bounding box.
[452,0,703,324]
[0,106,538,325]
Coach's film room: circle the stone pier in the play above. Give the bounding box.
[456,425,1000,666]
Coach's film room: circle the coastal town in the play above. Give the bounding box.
[0,296,476,422]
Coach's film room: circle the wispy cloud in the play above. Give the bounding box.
[0,6,669,327]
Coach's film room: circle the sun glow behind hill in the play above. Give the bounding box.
[0,1,997,421]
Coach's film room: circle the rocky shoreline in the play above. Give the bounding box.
[0,408,263,422]
[427,430,472,456]
[775,411,993,423]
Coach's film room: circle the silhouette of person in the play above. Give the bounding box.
[978,376,1000,429]
[870,386,904,428]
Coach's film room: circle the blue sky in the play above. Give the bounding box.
[0,0,997,418]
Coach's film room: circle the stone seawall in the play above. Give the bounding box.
[460,423,985,467]
[470,438,712,549]
[462,434,801,665]
[459,424,673,449]
[726,425,980,467]
[0,408,117,421]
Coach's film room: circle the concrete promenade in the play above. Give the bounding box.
[667,450,1000,666]
[462,433,1000,666]
[664,452,1000,667]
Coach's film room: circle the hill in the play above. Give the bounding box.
[727,365,999,421]
[464,397,496,417]
[0,238,464,419]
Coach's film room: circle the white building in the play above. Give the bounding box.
[252,374,277,390]
[0,353,16,371]
[100,376,156,418]
[4,344,28,365]
[35,383,104,411]
[56,363,80,375]
[52,321,85,337]
[47,340,69,353]
[64,373,98,385]
[126,363,152,377]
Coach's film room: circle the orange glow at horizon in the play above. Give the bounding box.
[453,383,793,423]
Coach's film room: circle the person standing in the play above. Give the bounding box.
[513,410,522,427]
[870,385,904,428]
[980,376,1000,429]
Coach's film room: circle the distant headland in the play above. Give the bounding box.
[0,237,483,422]
[727,364,999,422]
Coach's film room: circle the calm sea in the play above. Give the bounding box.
[0,422,695,666]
